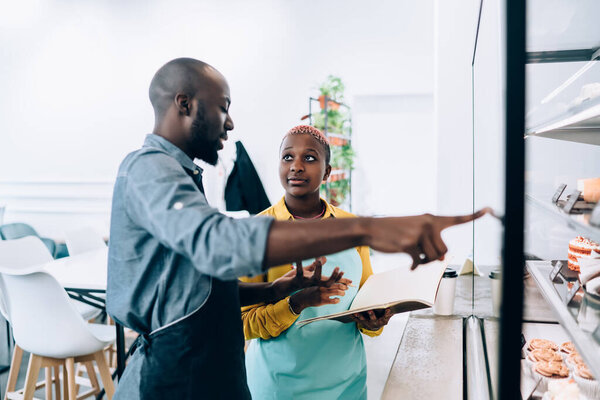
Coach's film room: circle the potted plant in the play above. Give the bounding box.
[312,109,346,134]
[310,75,354,209]
[322,142,355,207]
[326,178,350,207]
[318,75,345,110]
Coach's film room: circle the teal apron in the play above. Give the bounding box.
[245,248,367,400]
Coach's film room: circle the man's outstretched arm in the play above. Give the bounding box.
[264,209,490,270]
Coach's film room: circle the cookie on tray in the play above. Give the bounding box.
[573,364,600,399]
[528,338,559,352]
[533,360,570,393]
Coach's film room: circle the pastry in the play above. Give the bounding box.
[568,236,600,272]
[533,360,570,393]
[573,364,600,399]
[528,349,563,363]
[559,342,576,355]
[534,361,569,378]
[577,177,600,203]
[566,354,585,370]
[576,365,594,380]
[528,338,559,352]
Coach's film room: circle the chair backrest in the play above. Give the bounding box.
[0,270,106,358]
[0,223,38,240]
[0,223,57,257]
[0,236,53,271]
[64,226,106,256]
[0,236,54,321]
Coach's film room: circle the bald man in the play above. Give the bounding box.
[107,57,487,399]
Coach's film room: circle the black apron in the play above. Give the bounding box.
[114,278,251,399]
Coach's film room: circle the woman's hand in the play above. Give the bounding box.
[288,283,350,314]
[272,257,352,300]
[351,308,392,331]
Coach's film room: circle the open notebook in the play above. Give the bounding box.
[297,260,447,326]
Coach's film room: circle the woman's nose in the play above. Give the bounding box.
[290,160,303,172]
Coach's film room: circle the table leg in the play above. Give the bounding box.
[0,320,11,374]
[116,323,126,380]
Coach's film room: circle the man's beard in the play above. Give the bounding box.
[191,106,219,166]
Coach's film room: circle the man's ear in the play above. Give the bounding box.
[175,93,191,116]
[322,165,332,183]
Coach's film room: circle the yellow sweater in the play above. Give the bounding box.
[240,197,383,340]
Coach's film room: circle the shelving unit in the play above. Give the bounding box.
[519,2,600,395]
[525,89,600,145]
[307,96,353,210]
[473,1,600,398]
[526,261,600,378]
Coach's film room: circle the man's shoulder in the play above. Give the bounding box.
[118,146,179,176]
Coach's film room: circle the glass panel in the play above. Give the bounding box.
[473,0,506,397]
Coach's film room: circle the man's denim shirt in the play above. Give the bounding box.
[106,134,273,334]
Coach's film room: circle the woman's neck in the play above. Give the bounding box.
[284,192,324,219]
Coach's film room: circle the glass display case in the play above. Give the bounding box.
[474,0,600,398]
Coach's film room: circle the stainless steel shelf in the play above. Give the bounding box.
[525,97,600,146]
[526,261,600,379]
[525,194,600,242]
[526,130,600,146]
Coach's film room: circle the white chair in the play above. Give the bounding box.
[64,227,106,256]
[0,237,106,398]
[0,270,115,399]
[0,236,101,321]
[0,236,54,273]
[63,228,117,364]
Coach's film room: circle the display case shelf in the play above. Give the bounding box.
[525,54,600,145]
[525,194,600,242]
[525,96,600,146]
[526,261,600,379]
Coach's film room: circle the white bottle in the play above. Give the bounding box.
[433,268,458,316]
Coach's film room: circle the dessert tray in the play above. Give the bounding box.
[526,261,600,381]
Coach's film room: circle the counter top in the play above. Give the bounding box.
[382,314,463,400]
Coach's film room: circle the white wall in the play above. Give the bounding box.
[352,94,436,216]
[0,0,435,238]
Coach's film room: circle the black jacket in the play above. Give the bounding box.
[224,141,271,214]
